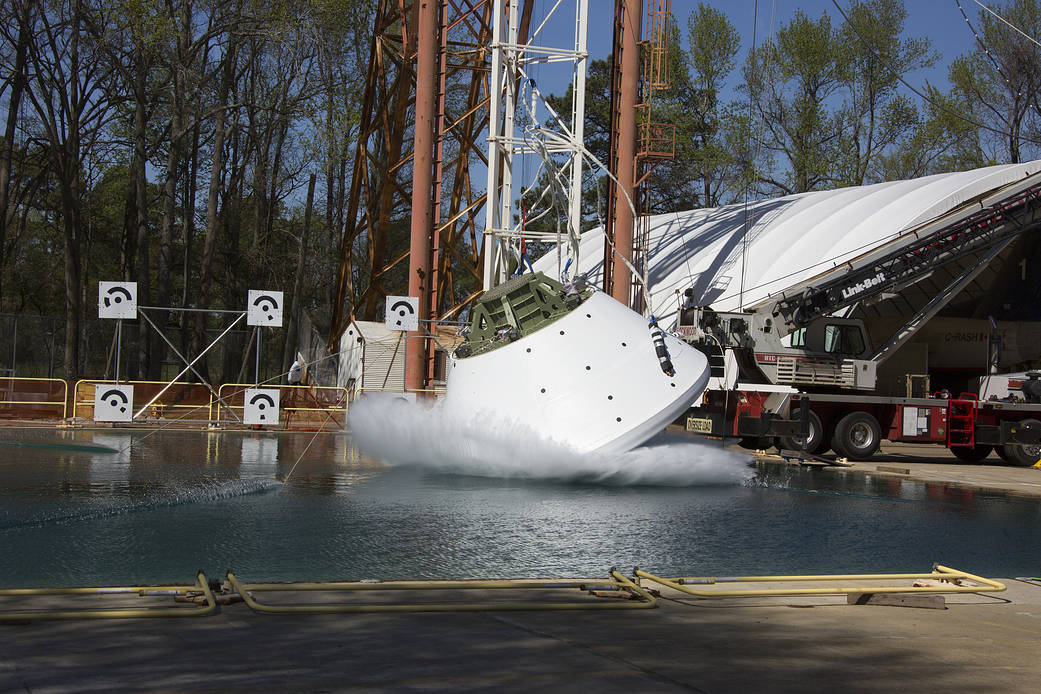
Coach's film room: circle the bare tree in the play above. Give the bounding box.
[947,0,1041,163]
[23,0,118,378]
[0,0,34,305]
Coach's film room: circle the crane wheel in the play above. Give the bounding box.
[1002,418,1041,466]
[831,411,881,460]
[780,410,828,455]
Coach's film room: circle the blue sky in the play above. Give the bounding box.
[539,0,980,97]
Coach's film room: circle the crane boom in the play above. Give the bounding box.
[770,177,1041,331]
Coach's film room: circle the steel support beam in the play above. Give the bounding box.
[407,0,439,393]
[607,0,640,305]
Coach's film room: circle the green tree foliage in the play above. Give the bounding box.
[0,0,371,381]
[945,0,1041,163]
[744,10,845,194]
[873,87,988,180]
[685,2,747,207]
[744,1,941,192]
[834,0,936,185]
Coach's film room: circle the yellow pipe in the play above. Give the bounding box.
[634,565,1005,598]
[226,569,656,614]
[235,578,619,592]
[0,584,191,596]
[0,399,66,407]
[0,572,217,622]
[672,571,977,583]
[670,566,1004,588]
[935,565,1006,591]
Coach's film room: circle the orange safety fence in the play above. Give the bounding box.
[0,378,68,420]
[217,384,349,431]
[73,380,216,423]
[2,378,351,430]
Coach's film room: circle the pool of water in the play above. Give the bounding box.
[0,427,1038,588]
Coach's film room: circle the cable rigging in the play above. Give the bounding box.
[972,0,1041,50]
[831,0,1041,147]
[957,0,1016,93]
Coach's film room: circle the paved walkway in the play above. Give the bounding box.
[2,576,1039,693]
[757,441,1041,498]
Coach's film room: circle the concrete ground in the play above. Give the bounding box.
[2,576,1039,693]
[757,440,1041,498]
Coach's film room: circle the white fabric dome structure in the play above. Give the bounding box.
[532,161,1041,326]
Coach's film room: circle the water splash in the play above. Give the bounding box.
[1,478,282,531]
[162,478,283,505]
[744,464,795,489]
[348,394,753,486]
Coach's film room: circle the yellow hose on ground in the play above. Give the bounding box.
[0,572,216,622]
[634,565,1005,598]
[225,569,657,614]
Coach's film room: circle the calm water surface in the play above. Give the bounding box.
[0,428,1038,587]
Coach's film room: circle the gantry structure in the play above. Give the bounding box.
[327,0,670,392]
[327,1,510,338]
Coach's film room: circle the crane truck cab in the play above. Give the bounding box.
[680,308,876,392]
[787,319,872,359]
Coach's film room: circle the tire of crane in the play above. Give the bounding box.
[1001,418,1041,466]
[830,411,881,460]
[780,410,828,455]
[1001,444,1041,467]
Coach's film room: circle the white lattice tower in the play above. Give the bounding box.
[483,0,589,289]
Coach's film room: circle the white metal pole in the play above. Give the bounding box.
[255,327,261,386]
[498,0,519,286]
[568,0,588,273]
[483,0,506,291]
[116,318,123,383]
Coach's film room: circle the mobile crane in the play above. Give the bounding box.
[678,172,1041,465]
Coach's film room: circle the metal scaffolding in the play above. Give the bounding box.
[327,0,592,392]
[328,0,503,355]
[483,0,590,289]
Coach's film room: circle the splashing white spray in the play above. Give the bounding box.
[348,394,753,486]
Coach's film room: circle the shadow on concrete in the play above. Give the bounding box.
[2,586,1037,693]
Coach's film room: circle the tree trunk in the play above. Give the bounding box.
[282,173,315,377]
[0,4,29,306]
[60,172,83,380]
[63,0,85,379]
[156,22,188,381]
[180,121,199,360]
[133,42,153,379]
[120,159,138,282]
[221,125,245,384]
[192,35,237,379]
[265,119,287,245]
